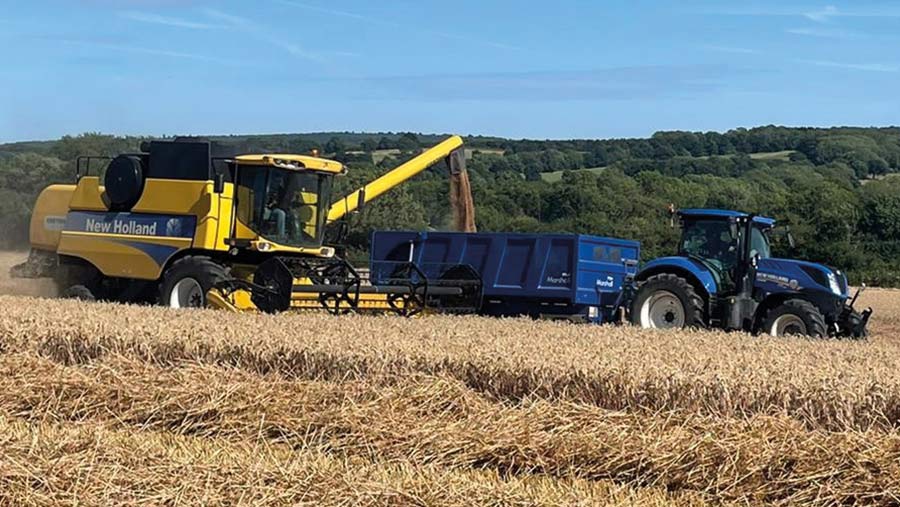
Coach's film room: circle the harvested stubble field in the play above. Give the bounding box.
[1,252,900,506]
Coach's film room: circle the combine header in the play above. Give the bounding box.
[12,135,480,314]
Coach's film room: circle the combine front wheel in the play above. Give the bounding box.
[159,256,228,309]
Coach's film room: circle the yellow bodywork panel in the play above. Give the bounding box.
[51,177,235,280]
[69,177,107,211]
[29,184,76,251]
[57,233,193,280]
[235,154,345,174]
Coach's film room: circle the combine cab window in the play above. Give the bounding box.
[236,166,333,248]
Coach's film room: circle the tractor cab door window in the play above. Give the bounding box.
[680,219,739,279]
[749,226,772,260]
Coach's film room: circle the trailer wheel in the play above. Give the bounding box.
[631,274,705,330]
[159,256,228,309]
[762,299,826,338]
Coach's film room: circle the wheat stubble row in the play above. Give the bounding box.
[1,295,899,430]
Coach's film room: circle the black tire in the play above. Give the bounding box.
[62,285,96,301]
[761,299,827,338]
[54,258,102,298]
[104,155,145,211]
[158,256,228,309]
[630,273,705,329]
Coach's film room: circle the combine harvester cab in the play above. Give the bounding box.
[371,231,640,323]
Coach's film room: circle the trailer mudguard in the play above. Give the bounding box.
[636,257,718,296]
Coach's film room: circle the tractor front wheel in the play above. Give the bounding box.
[761,299,826,338]
[158,256,228,309]
[630,274,706,330]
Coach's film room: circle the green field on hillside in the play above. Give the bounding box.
[541,166,606,183]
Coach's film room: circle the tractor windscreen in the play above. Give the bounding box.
[236,166,333,247]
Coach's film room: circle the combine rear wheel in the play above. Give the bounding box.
[631,274,705,330]
[159,256,228,309]
[761,299,826,338]
[62,285,96,301]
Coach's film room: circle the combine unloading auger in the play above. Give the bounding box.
[326,135,476,231]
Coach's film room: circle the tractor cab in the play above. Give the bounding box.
[677,209,775,292]
[228,154,345,254]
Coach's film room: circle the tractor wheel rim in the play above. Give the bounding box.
[771,314,807,336]
[640,290,685,329]
[170,278,204,308]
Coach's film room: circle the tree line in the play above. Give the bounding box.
[2,127,900,285]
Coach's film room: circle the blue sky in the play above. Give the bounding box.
[1,0,898,142]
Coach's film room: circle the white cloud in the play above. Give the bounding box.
[786,26,860,39]
[711,5,900,19]
[799,59,898,73]
[275,0,522,52]
[61,39,236,64]
[804,5,839,23]
[702,45,760,55]
[273,0,364,20]
[202,8,324,62]
[119,11,218,30]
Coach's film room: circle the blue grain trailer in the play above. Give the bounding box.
[370,231,640,323]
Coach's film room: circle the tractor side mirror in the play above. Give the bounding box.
[751,253,760,268]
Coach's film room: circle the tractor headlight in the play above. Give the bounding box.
[827,271,841,295]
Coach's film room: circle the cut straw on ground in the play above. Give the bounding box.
[1,352,899,506]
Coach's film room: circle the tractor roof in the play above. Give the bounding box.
[234,154,345,174]
[678,208,776,227]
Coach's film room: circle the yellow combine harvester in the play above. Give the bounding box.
[12,136,481,314]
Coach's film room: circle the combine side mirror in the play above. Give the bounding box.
[354,188,366,215]
[324,221,350,245]
[786,229,796,249]
[213,173,226,194]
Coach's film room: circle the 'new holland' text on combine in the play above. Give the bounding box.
[85,218,157,236]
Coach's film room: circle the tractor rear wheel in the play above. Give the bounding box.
[631,274,705,330]
[158,256,228,309]
[762,299,826,338]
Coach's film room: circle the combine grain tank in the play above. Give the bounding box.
[370,231,640,323]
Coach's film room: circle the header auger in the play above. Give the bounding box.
[12,135,481,315]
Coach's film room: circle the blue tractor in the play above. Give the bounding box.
[630,209,871,338]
